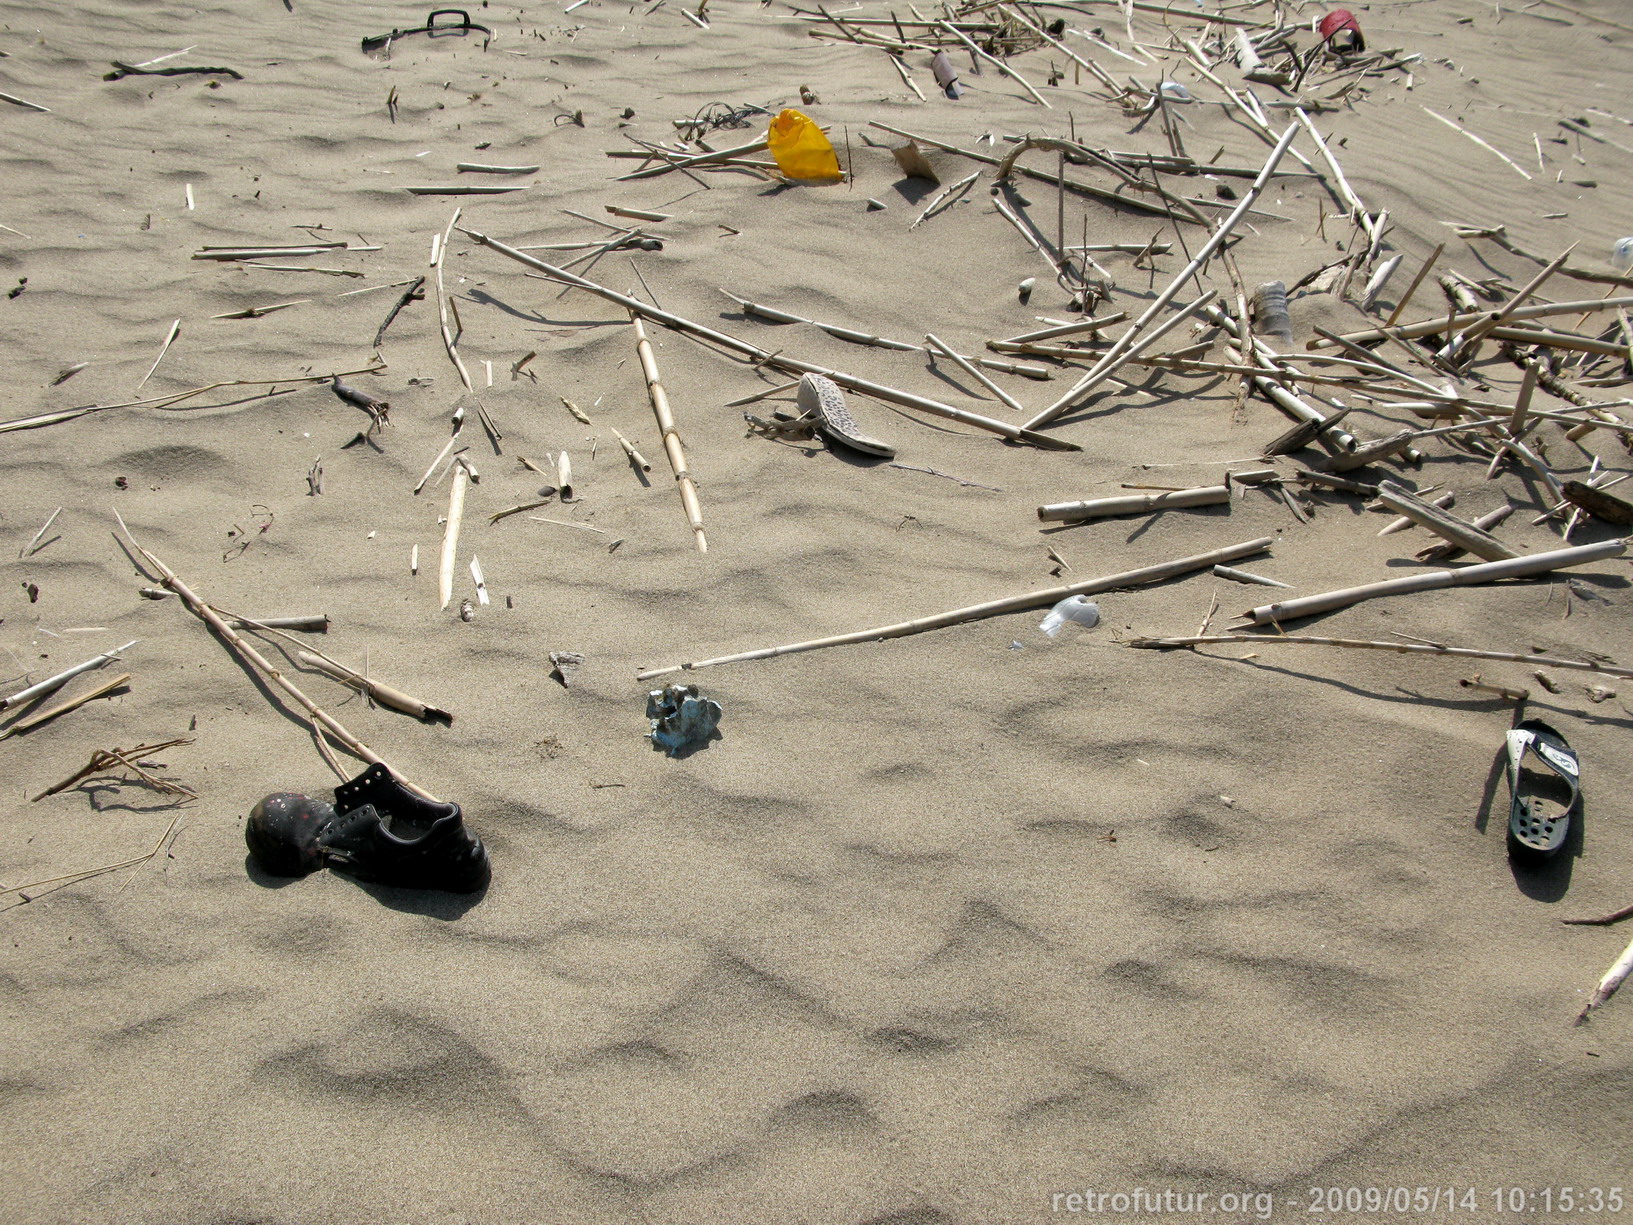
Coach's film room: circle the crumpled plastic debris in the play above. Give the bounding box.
[646,684,723,755]
[1039,595,1101,638]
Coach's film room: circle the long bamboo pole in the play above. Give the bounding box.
[1236,539,1626,627]
[112,513,435,799]
[634,536,1274,680]
[1126,631,1633,681]
[632,314,707,553]
[1025,124,1300,429]
[461,228,1076,451]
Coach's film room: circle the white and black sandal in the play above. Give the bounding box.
[1505,719,1581,859]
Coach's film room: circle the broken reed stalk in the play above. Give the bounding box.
[610,426,653,472]
[0,640,138,711]
[113,513,436,799]
[1309,296,1633,348]
[631,313,707,552]
[460,228,1076,450]
[1576,932,1633,1024]
[1235,538,1626,627]
[136,319,182,391]
[924,332,1027,413]
[0,673,131,740]
[634,536,1274,680]
[0,809,184,903]
[296,651,451,723]
[439,461,470,608]
[1373,481,1519,560]
[434,209,474,392]
[1026,124,1300,429]
[1039,484,1229,523]
[1126,631,1633,682]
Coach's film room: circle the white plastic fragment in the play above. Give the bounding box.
[1038,595,1100,637]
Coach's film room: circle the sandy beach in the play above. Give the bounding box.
[4,0,1632,1220]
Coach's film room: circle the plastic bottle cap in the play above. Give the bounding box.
[1611,237,1633,272]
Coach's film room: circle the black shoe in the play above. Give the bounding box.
[319,762,490,893]
[246,792,339,877]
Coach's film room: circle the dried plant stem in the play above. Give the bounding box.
[0,673,131,740]
[32,737,197,803]
[461,227,1074,449]
[632,314,707,552]
[924,333,1027,413]
[1421,106,1532,179]
[937,20,1049,106]
[611,427,653,472]
[434,209,474,391]
[1310,296,1633,348]
[136,319,181,390]
[0,809,183,903]
[1576,933,1633,1024]
[1563,905,1633,927]
[439,462,470,608]
[112,513,435,798]
[1027,124,1299,429]
[296,651,451,722]
[1126,631,1633,681]
[634,537,1274,681]
[1,640,138,712]
[1234,539,1626,627]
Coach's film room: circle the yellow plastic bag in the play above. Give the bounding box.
[767,108,841,182]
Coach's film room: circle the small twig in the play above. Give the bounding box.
[136,319,181,391]
[19,506,62,558]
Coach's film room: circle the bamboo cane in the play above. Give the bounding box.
[634,537,1274,680]
[1039,485,1229,523]
[461,227,1076,450]
[1235,539,1626,627]
[924,333,1028,413]
[111,513,435,799]
[439,461,470,609]
[632,314,707,552]
[1576,932,1633,1024]
[0,640,138,711]
[1309,296,1633,348]
[1025,124,1300,429]
[0,673,131,740]
[1126,631,1633,681]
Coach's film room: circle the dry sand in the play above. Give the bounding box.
[4,0,1633,1221]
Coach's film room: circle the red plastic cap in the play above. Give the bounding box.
[1318,9,1364,48]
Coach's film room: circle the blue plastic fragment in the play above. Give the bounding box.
[646,684,723,756]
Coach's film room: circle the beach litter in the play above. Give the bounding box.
[646,684,722,755]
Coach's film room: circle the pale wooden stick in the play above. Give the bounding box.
[1441,243,1578,363]
[1,640,138,711]
[434,208,475,392]
[296,651,451,722]
[1312,295,1633,348]
[112,513,435,799]
[1000,314,1127,345]
[1039,484,1229,522]
[439,461,470,608]
[1026,124,1300,428]
[611,426,652,472]
[632,313,707,552]
[0,89,51,112]
[1419,505,1514,563]
[1235,539,1626,627]
[136,319,181,390]
[634,537,1274,680]
[1374,481,1519,560]
[461,227,1075,449]
[457,162,541,174]
[406,184,531,195]
[1576,932,1633,1024]
[1126,631,1633,680]
[887,50,927,100]
[19,506,63,558]
[414,435,464,496]
[0,673,131,740]
[1377,490,1453,536]
[1421,106,1532,179]
[910,170,981,230]
[924,333,1027,412]
[1384,242,1445,328]
[720,289,918,350]
[1213,565,1290,588]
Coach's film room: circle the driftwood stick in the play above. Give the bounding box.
[1418,505,1514,563]
[1126,631,1633,681]
[1039,484,1229,523]
[296,651,451,723]
[1576,932,1633,1024]
[438,461,470,609]
[1373,481,1519,560]
[634,537,1275,680]
[374,275,426,348]
[1564,904,1633,927]
[1026,124,1299,428]
[0,673,131,740]
[461,227,1075,449]
[1,640,138,712]
[1235,538,1626,627]
[112,513,435,799]
[1378,490,1453,536]
[632,314,707,552]
[1384,242,1446,328]
[924,333,1027,413]
[1311,296,1633,348]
